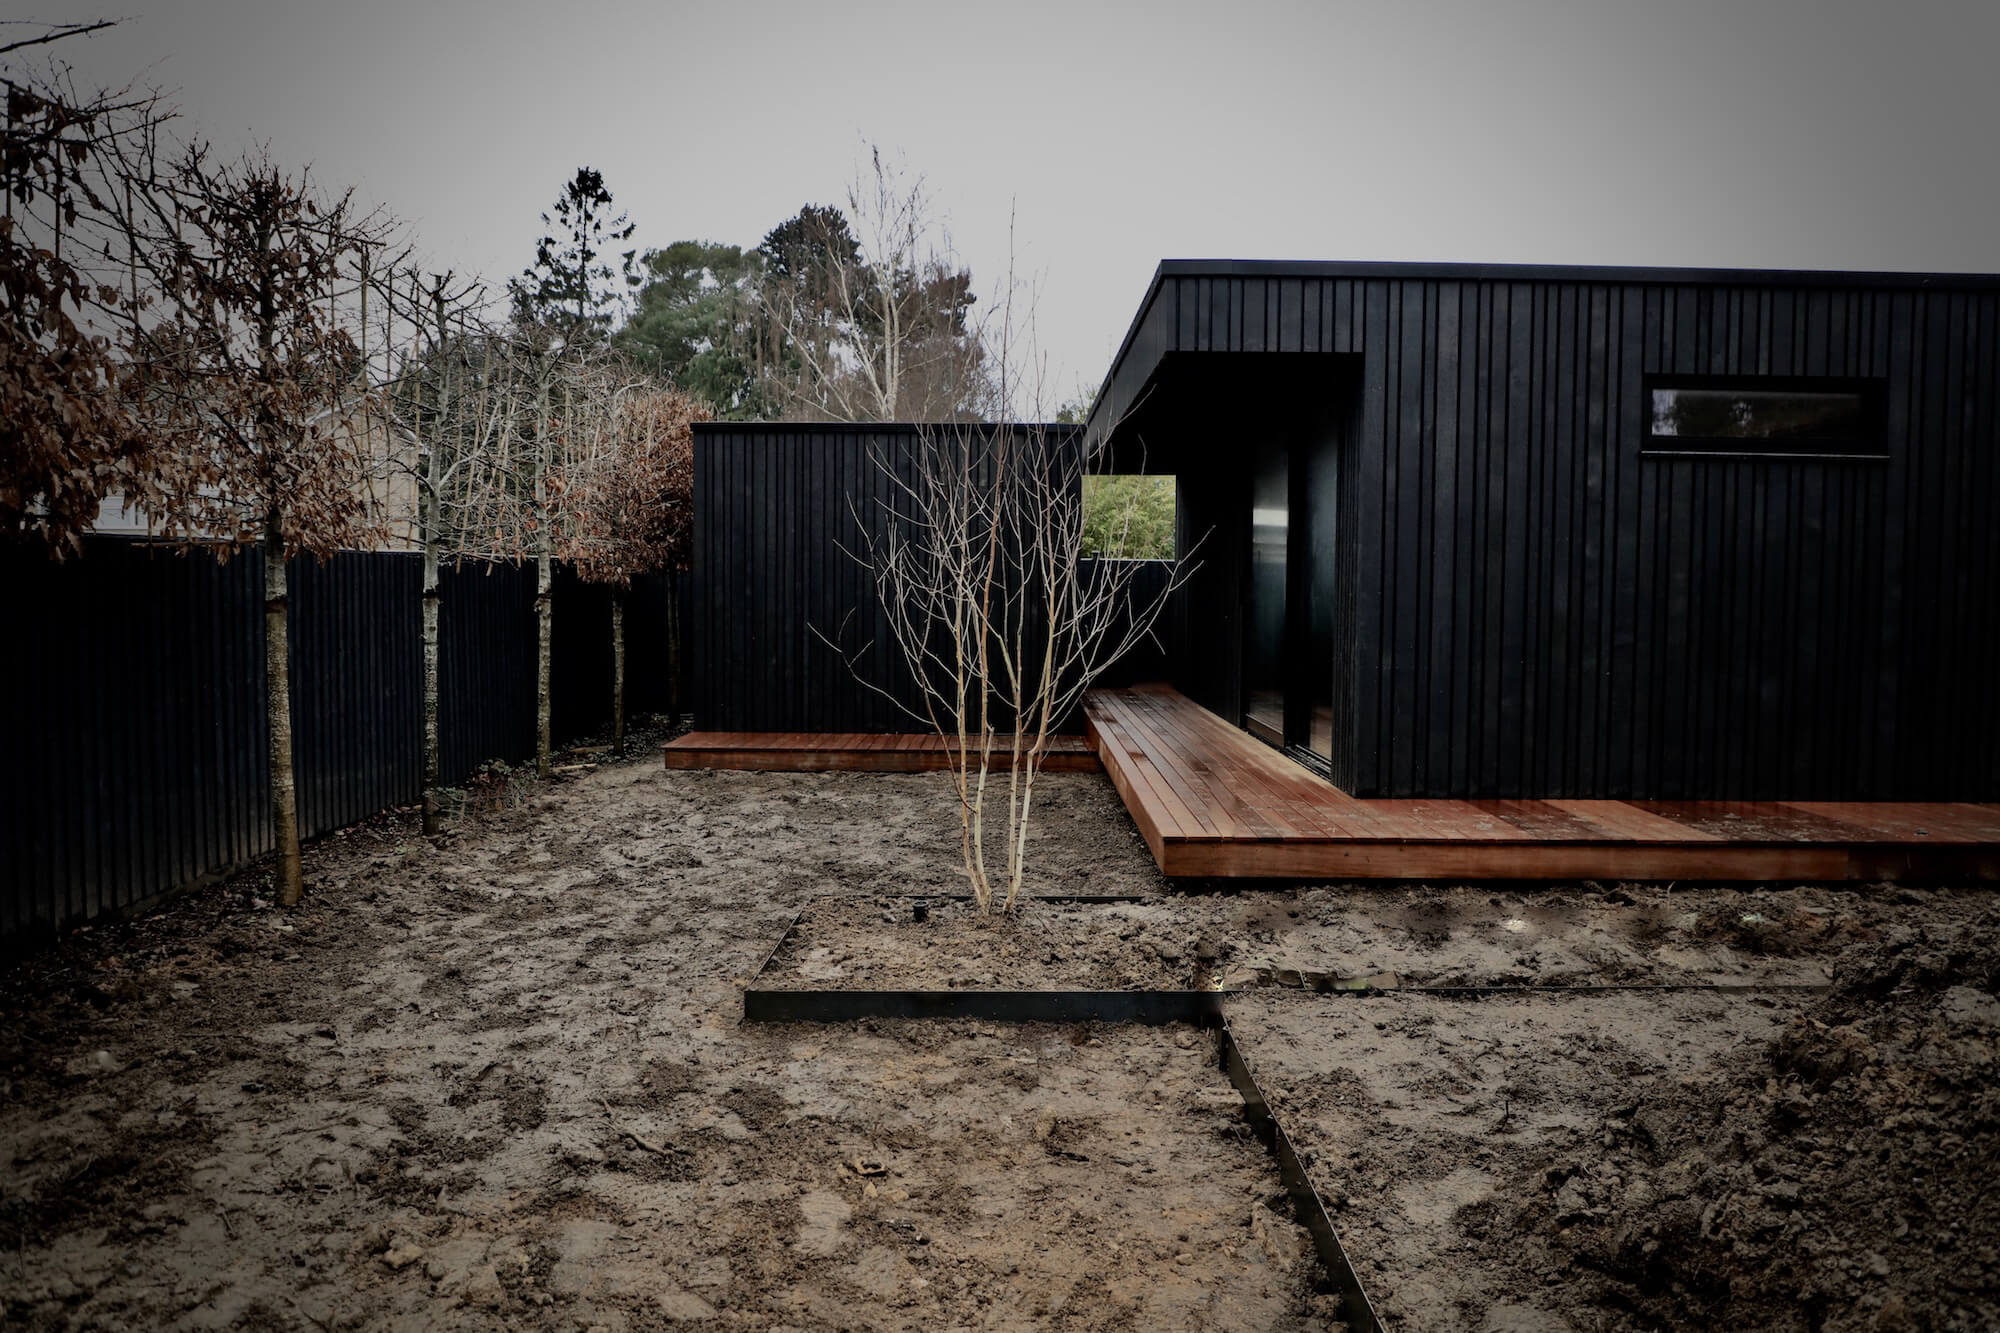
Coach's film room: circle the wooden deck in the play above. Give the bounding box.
[663,731,1102,774]
[1084,684,2000,880]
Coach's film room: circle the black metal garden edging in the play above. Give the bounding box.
[735,894,1855,1331]
[742,893,1178,1022]
[743,987,1221,1025]
[1216,1016,1386,1333]
[739,894,1387,1332]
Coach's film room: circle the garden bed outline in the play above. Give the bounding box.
[741,894,1845,1333]
[741,893,1387,1332]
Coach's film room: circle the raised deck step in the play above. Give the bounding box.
[663,731,1101,774]
[1084,684,2000,881]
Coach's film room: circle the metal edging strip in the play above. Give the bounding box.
[1216,1014,1386,1333]
[743,988,1220,1025]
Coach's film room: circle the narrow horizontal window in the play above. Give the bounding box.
[1643,376,1885,459]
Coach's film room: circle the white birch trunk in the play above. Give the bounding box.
[420,282,450,833]
[534,370,554,778]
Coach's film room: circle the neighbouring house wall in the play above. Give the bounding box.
[90,405,427,550]
[690,423,1172,734]
[1100,267,2000,800]
[1,537,683,945]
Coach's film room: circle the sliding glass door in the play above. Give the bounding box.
[1244,441,1289,746]
[1244,432,1337,767]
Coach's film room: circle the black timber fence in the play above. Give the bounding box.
[691,422,1176,734]
[2,536,685,947]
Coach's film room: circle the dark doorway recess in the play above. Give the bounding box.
[1241,417,1342,773]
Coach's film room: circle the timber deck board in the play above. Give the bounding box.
[662,731,1102,774]
[1083,684,2000,881]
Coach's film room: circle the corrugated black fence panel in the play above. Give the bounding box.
[5,537,688,947]
[615,570,680,718]
[4,541,263,941]
[544,567,679,742]
[551,564,613,741]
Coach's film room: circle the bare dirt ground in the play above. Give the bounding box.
[764,898,1198,992]
[757,883,1965,994]
[1478,918,2000,1333]
[1229,990,1810,1331]
[1227,907,2000,1333]
[3,751,1996,1332]
[1,765,1334,1332]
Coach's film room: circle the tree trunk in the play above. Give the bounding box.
[421,530,441,834]
[664,576,681,720]
[533,365,554,779]
[536,552,552,778]
[421,276,450,835]
[611,589,626,757]
[264,510,305,906]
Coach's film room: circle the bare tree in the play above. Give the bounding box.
[760,145,992,423]
[557,379,708,755]
[363,263,506,831]
[824,226,1188,912]
[117,143,396,905]
[450,322,633,776]
[520,326,566,778]
[837,415,1188,913]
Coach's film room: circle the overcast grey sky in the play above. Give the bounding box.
[22,0,2000,406]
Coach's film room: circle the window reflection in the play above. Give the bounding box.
[1645,379,1882,456]
[1245,442,1288,742]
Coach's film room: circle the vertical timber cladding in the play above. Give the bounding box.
[690,422,1168,734]
[693,423,930,733]
[1094,262,2000,801]
[1,538,672,945]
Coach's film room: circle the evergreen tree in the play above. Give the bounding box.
[508,167,637,341]
[617,240,775,419]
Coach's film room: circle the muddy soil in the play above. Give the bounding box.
[762,897,1200,992]
[756,884,1986,994]
[1228,990,1813,1331]
[1,767,1334,1332]
[1473,911,2000,1333]
[1206,884,1921,990]
[4,756,1995,1332]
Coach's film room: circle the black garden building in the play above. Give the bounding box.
[1085,261,1999,802]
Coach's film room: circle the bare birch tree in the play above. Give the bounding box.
[823,226,1189,912]
[838,415,1188,912]
[363,263,505,830]
[115,143,395,905]
[450,324,639,776]
[457,168,642,775]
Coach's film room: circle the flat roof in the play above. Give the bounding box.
[692,421,1076,436]
[1148,258,2000,289]
[1086,258,2000,440]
